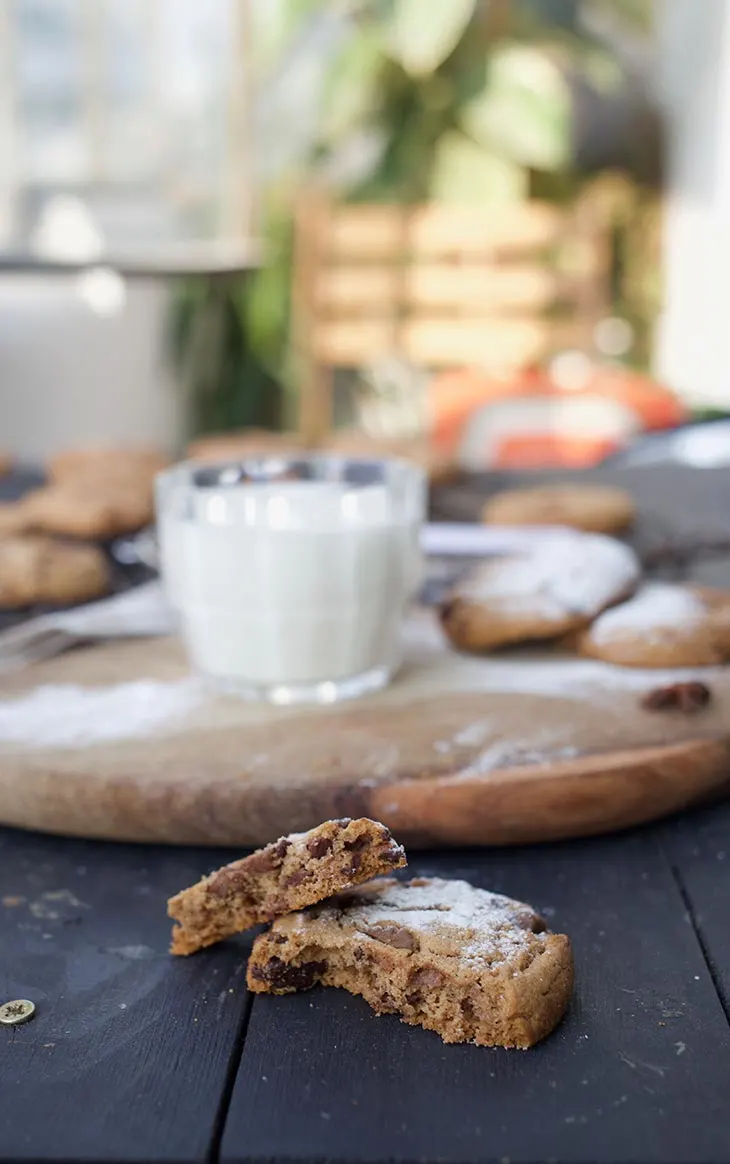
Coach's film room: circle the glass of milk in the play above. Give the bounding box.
[155,455,426,703]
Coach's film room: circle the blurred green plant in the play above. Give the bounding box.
[170,0,658,437]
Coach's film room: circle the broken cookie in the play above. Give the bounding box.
[168,817,406,956]
[247,876,573,1048]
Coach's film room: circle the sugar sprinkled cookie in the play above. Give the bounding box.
[483,483,635,535]
[168,817,407,955]
[247,876,573,1048]
[577,582,730,668]
[440,533,640,652]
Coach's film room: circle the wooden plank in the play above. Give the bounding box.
[316,264,561,313]
[662,802,730,1015]
[0,827,252,1163]
[326,203,565,259]
[293,192,334,441]
[402,317,556,367]
[221,832,730,1164]
[313,317,596,369]
[312,319,395,365]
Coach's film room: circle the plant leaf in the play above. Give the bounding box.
[460,43,572,170]
[320,26,385,143]
[430,131,527,203]
[387,0,477,76]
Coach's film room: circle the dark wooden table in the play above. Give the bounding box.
[3,463,730,1164]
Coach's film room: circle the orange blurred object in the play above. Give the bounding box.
[427,363,686,468]
[493,434,622,470]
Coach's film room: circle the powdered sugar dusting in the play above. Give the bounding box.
[589,583,705,644]
[323,877,544,969]
[461,533,639,621]
[0,678,205,749]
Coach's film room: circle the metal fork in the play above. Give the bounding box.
[0,581,175,674]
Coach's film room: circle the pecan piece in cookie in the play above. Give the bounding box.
[641,681,712,713]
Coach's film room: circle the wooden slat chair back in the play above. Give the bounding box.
[292,192,613,444]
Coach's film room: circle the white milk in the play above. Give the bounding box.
[158,479,422,697]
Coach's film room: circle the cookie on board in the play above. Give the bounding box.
[247,876,573,1048]
[0,535,111,607]
[482,483,635,535]
[577,582,730,667]
[21,483,153,540]
[440,533,640,652]
[187,430,304,462]
[168,817,407,955]
[48,446,169,487]
[0,502,30,537]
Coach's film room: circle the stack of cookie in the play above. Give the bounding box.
[0,445,168,608]
[442,482,730,669]
[168,817,573,1049]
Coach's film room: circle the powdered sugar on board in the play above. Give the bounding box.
[0,678,205,749]
[588,582,705,644]
[458,533,640,621]
[317,877,545,968]
[0,604,728,755]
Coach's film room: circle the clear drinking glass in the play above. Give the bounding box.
[155,455,426,704]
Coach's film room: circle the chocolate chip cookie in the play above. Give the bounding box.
[187,429,304,462]
[48,446,169,486]
[0,535,111,607]
[21,483,154,540]
[483,483,635,534]
[247,877,573,1048]
[578,582,730,667]
[440,533,640,652]
[168,818,407,956]
[0,502,30,537]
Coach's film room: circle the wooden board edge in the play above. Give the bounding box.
[367,736,730,847]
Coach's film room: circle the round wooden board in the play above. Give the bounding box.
[0,612,729,847]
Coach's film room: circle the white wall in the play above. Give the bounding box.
[655,0,730,409]
[0,276,185,462]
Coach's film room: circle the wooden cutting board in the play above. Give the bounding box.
[0,610,729,848]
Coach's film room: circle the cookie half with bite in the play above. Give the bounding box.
[247,876,573,1048]
[168,817,406,955]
